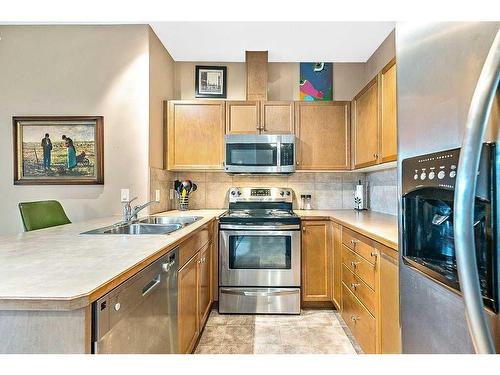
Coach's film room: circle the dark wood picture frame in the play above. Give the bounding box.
[13,116,104,185]
[195,65,227,98]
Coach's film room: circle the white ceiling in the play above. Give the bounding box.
[150,22,395,62]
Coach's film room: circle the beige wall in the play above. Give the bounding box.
[0,25,152,235]
[148,28,176,214]
[174,61,372,102]
[362,30,396,89]
[148,27,175,169]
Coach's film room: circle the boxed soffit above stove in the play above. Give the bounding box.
[149,22,395,62]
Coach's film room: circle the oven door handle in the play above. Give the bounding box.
[220,288,298,297]
[219,224,300,231]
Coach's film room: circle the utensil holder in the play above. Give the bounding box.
[177,194,189,211]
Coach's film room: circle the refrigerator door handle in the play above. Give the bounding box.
[454,30,500,354]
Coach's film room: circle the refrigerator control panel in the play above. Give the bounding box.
[402,148,460,192]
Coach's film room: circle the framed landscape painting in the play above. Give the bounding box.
[195,65,227,98]
[13,116,104,185]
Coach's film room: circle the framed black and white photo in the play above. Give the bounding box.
[195,65,227,98]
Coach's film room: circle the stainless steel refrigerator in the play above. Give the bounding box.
[397,22,499,353]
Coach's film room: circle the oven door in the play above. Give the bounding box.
[219,225,301,287]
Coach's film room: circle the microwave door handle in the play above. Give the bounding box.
[277,138,282,170]
[454,30,499,354]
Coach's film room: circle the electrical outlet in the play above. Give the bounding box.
[155,189,161,202]
[169,189,174,200]
[120,189,130,203]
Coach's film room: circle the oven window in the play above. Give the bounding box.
[228,235,291,269]
[226,143,277,166]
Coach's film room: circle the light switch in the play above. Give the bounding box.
[120,189,130,203]
[155,189,161,202]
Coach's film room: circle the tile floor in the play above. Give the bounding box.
[194,309,362,354]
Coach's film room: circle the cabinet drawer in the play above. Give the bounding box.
[342,283,376,353]
[342,264,376,316]
[342,245,375,290]
[342,228,378,265]
[179,224,210,268]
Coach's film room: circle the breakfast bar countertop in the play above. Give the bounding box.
[294,209,398,250]
[0,210,226,311]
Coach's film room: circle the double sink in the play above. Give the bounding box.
[82,216,202,235]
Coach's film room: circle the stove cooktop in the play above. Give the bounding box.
[219,208,300,225]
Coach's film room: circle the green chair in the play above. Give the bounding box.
[18,200,71,232]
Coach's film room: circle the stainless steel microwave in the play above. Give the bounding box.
[224,134,295,174]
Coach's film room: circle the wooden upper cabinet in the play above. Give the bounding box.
[302,220,332,302]
[167,100,225,170]
[225,101,260,134]
[260,101,294,134]
[353,76,379,168]
[295,101,351,170]
[379,59,397,163]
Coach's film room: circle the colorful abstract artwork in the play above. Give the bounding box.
[299,62,333,101]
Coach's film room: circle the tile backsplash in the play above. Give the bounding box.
[365,168,398,215]
[150,167,399,216]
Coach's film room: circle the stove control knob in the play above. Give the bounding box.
[280,191,285,197]
[420,172,426,180]
[449,170,456,178]
[231,190,236,196]
[428,171,435,180]
[236,191,241,196]
[286,191,291,196]
[438,171,446,179]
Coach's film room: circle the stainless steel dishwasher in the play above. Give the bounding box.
[92,248,178,354]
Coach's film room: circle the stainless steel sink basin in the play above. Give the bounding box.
[81,216,202,235]
[138,216,202,225]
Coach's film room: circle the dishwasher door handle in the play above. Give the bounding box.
[220,288,298,297]
[142,274,161,296]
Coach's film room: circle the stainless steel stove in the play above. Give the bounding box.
[218,187,301,315]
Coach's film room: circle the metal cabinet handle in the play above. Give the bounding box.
[296,161,300,165]
[351,283,360,290]
[302,227,306,232]
[350,315,360,324]
[350,239,358,246]
[454,29,499,354]
[351,261,360,269]
[370,251,378,258]
[142,274,161,296]
[373,153,378,159]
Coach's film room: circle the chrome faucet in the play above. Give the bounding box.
[123,196,160,222]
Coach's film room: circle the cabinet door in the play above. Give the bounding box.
[353,77,379,168]
[260,101,294,134]
[379,59,397,163]
[302,220,332,301]
[332,223,342,310]
[226,101,260,134]
[178,253,199,354]
[295,101,351,170]
[167,100,225,170]
[198,242,212,328]
[379,246,401,353]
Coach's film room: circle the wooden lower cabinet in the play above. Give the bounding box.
[342,283,376,353]
[177,222,215,354]
[336,225,400,354]
[178,252,199,354]
[331,223,342,309]
[198,242,212,328]
[301,220,332,302]
[379,246,401,353]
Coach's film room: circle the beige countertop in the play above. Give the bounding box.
[0,209,225,311]
[295,210,399,250]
